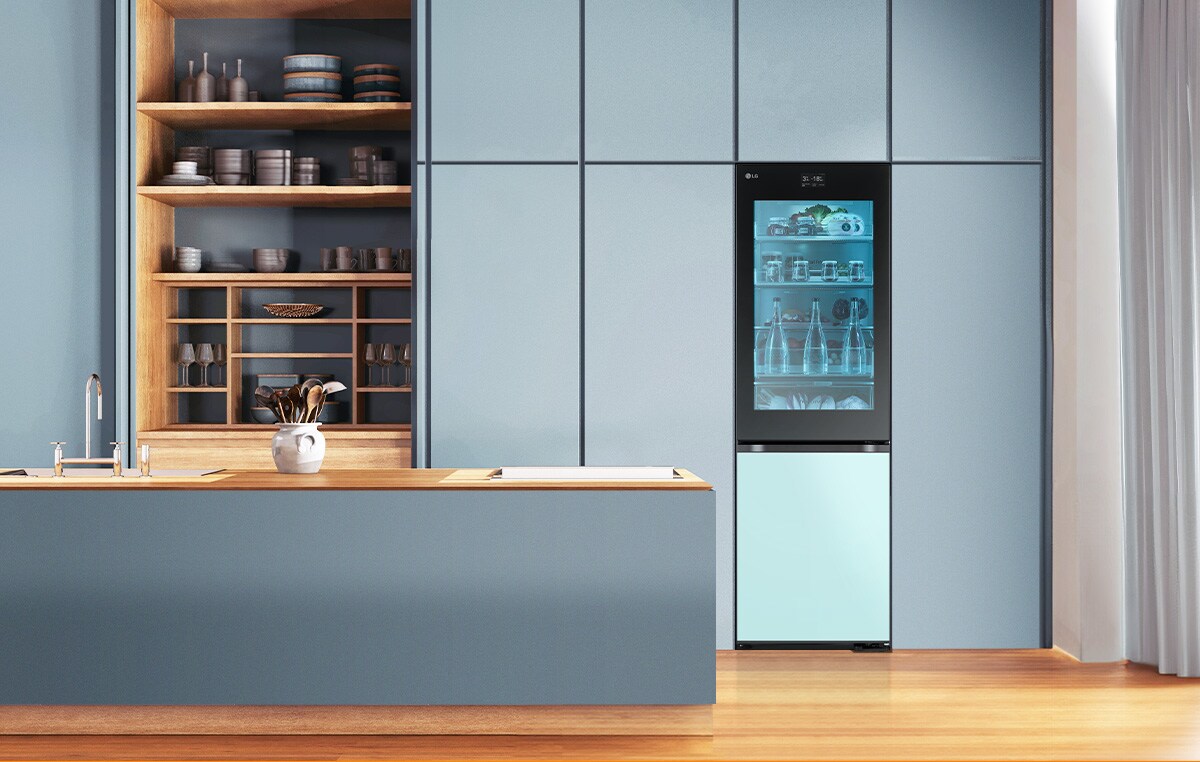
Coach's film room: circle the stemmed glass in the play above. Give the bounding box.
[401,343,412,387]
[213,344,226,387]
[364,343,378,387]
[177,343,196,387]
[380,343,396,387]
[196,343,214,387]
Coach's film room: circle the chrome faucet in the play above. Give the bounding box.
[85,373,102,459]
[51,373,123,477]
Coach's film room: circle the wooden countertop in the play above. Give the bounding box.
[0,468,711,491]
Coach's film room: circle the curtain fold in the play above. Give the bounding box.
[1117,0,1200,677]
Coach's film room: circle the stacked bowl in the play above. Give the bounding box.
[252,248,292,273]
[213,148,252,185]
[352,63,403,102]
[293,157,320,185]
[283,54,343,102]
[255,149,292,186]
[349,145,382,183]
[173,246,203,273]
[176,146,212,177]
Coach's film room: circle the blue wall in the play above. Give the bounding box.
[0,0,116,464]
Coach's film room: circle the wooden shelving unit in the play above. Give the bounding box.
[137,185,412,208]
[152,0,410,19]
[137,102,411,131]
[132,0,414,470]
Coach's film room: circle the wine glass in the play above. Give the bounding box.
[380,343,396,387]
[177,343,195,387]
[401,343,412,387]
[364,343,378,387]
[213,344,226,387]
[196,343,214,387]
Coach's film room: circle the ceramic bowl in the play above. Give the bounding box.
[252,248,291,273]
[250,406,279,424]
[282,54,342,73]
[352,92,403,102]
[352,63,401,77]
[352,75,403,93]
[256,373,300,389]
[283,92,343,102]
[283,72,343,94]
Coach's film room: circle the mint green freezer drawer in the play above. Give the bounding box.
[736,451,890,642]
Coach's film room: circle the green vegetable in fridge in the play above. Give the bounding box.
[804,204,834,224]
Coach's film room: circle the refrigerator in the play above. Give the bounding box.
[734,163,891,651]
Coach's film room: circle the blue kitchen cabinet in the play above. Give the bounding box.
[736,451,891,643]
[585,0,733,161]
[430,0,578,161]
[891,164,1043,647]
[415,0,426,163]
[892,0,1042,161]
[429,165,580,467]
[583,164,734,647]
[738,0,888,162]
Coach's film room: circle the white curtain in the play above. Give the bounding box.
[1117,0,1200,677]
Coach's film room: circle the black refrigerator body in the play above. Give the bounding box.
[735,163,892,651]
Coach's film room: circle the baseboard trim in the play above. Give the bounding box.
[0,704,714,736]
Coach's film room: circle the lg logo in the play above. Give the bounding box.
[745,172,758,180]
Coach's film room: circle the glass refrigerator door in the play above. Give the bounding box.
[736,164,890,443]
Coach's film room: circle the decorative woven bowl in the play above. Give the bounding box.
[262,303,324,318]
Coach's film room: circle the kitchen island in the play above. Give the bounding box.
[0,469,714,735]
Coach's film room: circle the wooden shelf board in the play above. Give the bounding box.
[359,318,412,324]
[153,273,411,287]
[152,0,410,19]
[166,387,228,393]
[232,352,353,359]
[137,102,411,131]
[233,318,353,325]
[142,424,412,437]
[137,185,412,208]
[166,318,227,324]
[357,386,413,393]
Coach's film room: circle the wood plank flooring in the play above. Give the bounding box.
[3,649,1199,760]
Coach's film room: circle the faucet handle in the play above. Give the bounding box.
[50,441,65,446]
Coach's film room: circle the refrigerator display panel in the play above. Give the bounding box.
[736,164,890,443]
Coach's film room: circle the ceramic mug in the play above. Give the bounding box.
[320,247,335,271]
[373,247,393,270]
[357,248,373,272]
[335,246,356,271]
[396,248,412,273]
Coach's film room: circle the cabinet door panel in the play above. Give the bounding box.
[430,165,579,466]
[892,164,1043,647]
[585,0,732,161]
[738,0,887,161]
[892,0,1042,161]
[583,165,733,647]
[736,452,891,643]
[430,0,578,161]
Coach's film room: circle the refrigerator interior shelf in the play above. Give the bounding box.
[754,235,874,243]
[754,279,874,288]
[753,323,876,331]
[755,374,874,383]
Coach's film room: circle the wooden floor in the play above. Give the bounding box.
[2,649,1198,760]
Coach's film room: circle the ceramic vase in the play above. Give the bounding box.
[178,60,195,102]
[194,52,216,102]
[272,423,325,474]
[228,59,249,102]
[215,61,228,101]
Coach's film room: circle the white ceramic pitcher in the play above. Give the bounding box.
[272,423,326,474]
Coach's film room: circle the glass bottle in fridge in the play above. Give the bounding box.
[802,298,828,375]
[842,298,866,376]
[764,297,790,375]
